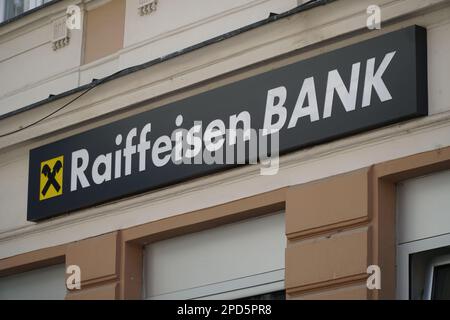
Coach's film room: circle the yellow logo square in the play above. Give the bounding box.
[40,155,64,201]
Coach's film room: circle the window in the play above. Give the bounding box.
[0,264,66,300]
[423,253,450,300]
[407,248,450,300]
[143,212,286,300]
[396,170,450,299]
[0,0,54,23]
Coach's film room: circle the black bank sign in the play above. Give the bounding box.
[28,26,427,221]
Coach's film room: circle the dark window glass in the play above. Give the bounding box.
[2,1,55,22]
[240,290,285,300]
[432,264,450,300]
[5,0,25,21]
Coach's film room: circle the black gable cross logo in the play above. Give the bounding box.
[39,156,64,201]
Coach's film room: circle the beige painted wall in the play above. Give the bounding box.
[0,0,450,261]
[0,0,83,115]
[121,0,297,68]
[2,147,450,299]
[2,0,449,117]
[0,0,299,115]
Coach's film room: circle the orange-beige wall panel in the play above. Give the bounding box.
[65,231,119,288]
[285,228,370,295]
[0,244,66,277]
[84,0,126,64]
[286,167,371,239]
[289,283,368,300]
[66,282,119,300]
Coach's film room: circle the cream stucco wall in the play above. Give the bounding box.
[0,0,83,116]
[0,0,298,116]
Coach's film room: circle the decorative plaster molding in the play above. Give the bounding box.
[52,35,70,50]
[2,109,450,246]
[51,16,70,50]
[138,0,158,16]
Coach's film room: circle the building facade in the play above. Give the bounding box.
[0,0,450,300]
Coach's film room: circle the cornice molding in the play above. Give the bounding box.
[2,0,448,151]
[1,109,450,245]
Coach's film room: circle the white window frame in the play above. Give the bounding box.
[0,0,6,22]
[29,0,40,10]
[26,0,47,11]
[146,268,285,300]
[423,253,450,300]
[397,232,450,299]
[28,0,54,10]
[143,211,286,300]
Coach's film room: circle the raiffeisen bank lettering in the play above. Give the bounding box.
[28,26,427,221]
[71,52,395,192]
